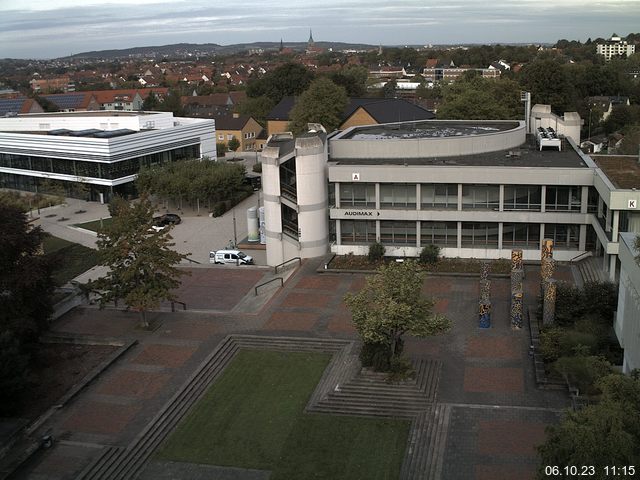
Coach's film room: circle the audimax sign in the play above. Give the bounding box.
[344,211,380,216]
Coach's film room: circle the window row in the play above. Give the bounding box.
[339,220,580,249]
[0,145,200,180]
[336,183,595,212]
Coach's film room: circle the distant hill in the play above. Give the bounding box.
[67,41,378,60]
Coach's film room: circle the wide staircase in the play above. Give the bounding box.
[574,255,608,285]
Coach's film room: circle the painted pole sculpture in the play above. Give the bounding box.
[479,261,491,328]
[510,249,524,329]
[540,239,557,325]
[543,279,557,325]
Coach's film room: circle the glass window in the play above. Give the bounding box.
[421,184,457,209]
[420,221,457,246]
[544,224,579,249]
[503,185,541,211]
[546,186,581,211]
[461,185,499,210]
[380,184,416,209]
[339,183,375,208]
[340,220,376,244]
[380,221,416,245]
[502,223,540,248]
[587,187,598,214]
[461,222,499,246]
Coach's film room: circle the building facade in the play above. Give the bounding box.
[0,111,215,202]
[260,107,640,281]
[596,35,636,61]
[614,232,640,373]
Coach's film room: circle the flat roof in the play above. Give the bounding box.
[342,121,520,140]
[16,111,156,118]
[330,135,589,169]
[592,155,640,189]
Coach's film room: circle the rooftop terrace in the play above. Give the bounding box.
[592,155,640,189]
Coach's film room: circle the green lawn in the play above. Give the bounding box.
[156,350,410,480]
[73,217,112,232]
[43,235,98,285]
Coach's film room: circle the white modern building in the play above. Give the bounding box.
[596,35,636,61]
[260,106,640,282]
[0,111,215,202]
[614,232,640,374]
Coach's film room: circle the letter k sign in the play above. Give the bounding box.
[629,199,637,209]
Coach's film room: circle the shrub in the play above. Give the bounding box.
[419,244,440,265]
[252,162,262,173]
[216,142,227,158]
[552,354,612,394]
[211,201,226,217]
[387,355,416,383]
[539,326,601,362]
[359,342,392,371]
[368,242,385,262]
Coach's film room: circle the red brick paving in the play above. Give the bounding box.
[327,313,357,334]
[172,268,265,311]
[51,313,138,337]
[423,278,453,295]
[475,465,535,480]
[296,276,341,290]
[466,336,521,359]
[63,402,140,435]
[132,344,197,368]
[434,298,449,314]
[463,367,524,393]
[157,319,219,340]
[347,276,366,292]
[263,311,319,331]
[477,420,547,456]
[96,370,171,399]
[281,292,333,308]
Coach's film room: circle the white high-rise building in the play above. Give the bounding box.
[596,35,636,61]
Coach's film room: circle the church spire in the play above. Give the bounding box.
[279,38,284,52]
[308,29,314,46]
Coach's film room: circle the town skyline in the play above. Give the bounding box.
[1,0,639,59]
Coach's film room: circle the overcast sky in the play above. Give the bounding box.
[0,0,639,59]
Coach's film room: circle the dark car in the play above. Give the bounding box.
[151,213,182,231]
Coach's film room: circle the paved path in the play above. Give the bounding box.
[10,259,573,480]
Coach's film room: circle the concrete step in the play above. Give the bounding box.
[310,404,422,419]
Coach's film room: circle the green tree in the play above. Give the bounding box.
[88,196,189,327]
[216,142,227,158]
[518,59,576,113]
[438,77,522,120]
[537,374,640,477]
[236,95,275,126]
[327,65,369,97]
[246,62,315,104]
[141,91,160,110]
[344,261,451,360]
[382,79,397,98]
[288,78,348,134]
[227,136,240,152]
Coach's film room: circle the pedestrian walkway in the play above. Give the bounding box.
[7,258,573,480]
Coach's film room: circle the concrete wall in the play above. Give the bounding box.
[615,232,640,373]
[530,104,581,144]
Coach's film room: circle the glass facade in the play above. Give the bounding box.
[461,185,500,210]
[502,223,540,248]
[545,186,582,212]
[340,183,375,208]
[421,184,457,209]
[340,220,376,244]
[503,185,542,211]
[461,222,499,247]
[279,157,297,201]
[420,221,457,246]
[544,223,579,249]
[0,145,199,181]
[380,184,416,209]
[380,221,416,245]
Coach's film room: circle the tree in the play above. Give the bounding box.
[327,65,369,97]
[88,196,189,327]
[246,62,315,104]
[141,91,160,111]
[288,78,348,134]
[438,77,522,120]
[382,79,397,98]
[537,374,640,476]
[518,59,576,113]
[236,95,275,126]
[344,261,451,363]
[227,136,240,152]
[216,142,227,158]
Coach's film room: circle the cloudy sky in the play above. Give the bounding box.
[0,0,639,59]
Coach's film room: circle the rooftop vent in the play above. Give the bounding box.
[536,127,561,151]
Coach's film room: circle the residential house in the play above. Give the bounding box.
[29,76,75,93]
[0,97,44,116]
[266,97,435,136]
[181,92,247,118]
[40,92,100,112]
[215,114,263,151]
[587,96,631,122]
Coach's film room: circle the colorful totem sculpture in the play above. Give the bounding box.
[479,261,491,328]
[510,249,524,330]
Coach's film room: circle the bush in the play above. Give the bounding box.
[211,202,226,217]
[387,355,416,382]
[539,326,601,362]
[359,342,392,371]
[552,354,612,394]
[368,242,385,262]
[419,244,440,265]
[216,142,227,158]
[252,162,262,173]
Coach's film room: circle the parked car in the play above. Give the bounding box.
[210,249,254,265]
[150,213,182,231]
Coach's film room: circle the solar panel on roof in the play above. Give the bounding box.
[0,98,25,116]
[69,129,102,137]
[48,129,72,135]
[92,129,136,138]
[42,93,85,109]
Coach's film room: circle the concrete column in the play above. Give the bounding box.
[376,220,380,243]
[540,185,546,213]
[457,221,462,249]
[335,183,341,208]
[612,210,620,240]
[416,184,421,211]
[335,219,341,245]
[597,197,603,219]
[375,183,380,210]
[416,221,421,248]
[579,224,587,251]
[261,146,284,267]
[539,223,545,251]
[498,223,503,251]
[457,184,463,211]
[609,254,617,282]
[581,186,589,214]
[499,184,504,212]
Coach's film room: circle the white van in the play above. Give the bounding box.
[210,250,254,265]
